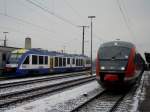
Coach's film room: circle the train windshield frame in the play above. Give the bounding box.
[8,53,23,64]
[99,46,131,60]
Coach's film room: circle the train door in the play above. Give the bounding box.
[50,57,53,68]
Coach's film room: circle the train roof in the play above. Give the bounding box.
[12,48,88,58]
[100,41,135,48]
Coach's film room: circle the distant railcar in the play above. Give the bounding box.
[3,48,91,77]
[96,41,145,89]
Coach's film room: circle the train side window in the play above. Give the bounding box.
[67,58,70,64]
[59,57,62,66]
[50,57,53,68]
[23,56,29,64]
[81,59,83,66]
[45,56,48,64]
[134,54,139,64]
[2,53,6,61]
[72,58,75,64]
[76,59,77,66]
[39,56,44,64]
[86,59,90,64]
[79,59,81,66]
[55,57,58,67]
[135,53,143,65]
[63,58,66,66]
[32,55,38,64]
[76,59,78,66]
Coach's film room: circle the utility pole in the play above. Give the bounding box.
[78,25,89,55]
[3,32,8,47]
[88,16,96,75]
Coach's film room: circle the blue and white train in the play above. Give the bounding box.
[3,48,91,77]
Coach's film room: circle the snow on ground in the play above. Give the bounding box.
[5,80,100,112]
[0,72,81,84]
[130,71,148,112]
[0,75,89,95]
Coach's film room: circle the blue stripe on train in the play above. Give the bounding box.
[13,67,86,77]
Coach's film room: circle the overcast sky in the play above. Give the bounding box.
[0,0,149,58]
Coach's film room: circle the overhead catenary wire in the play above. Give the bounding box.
[17,0,57,25]
[14,0,81,40]
[0,12,68,43]
[63,0,86,24]
[119,0,136,38]
[26,0,77,27]
[0,12,55,34]
[20,0,107,44]
[116,0,135,38]
[0,2,83,52]
[24,0,82,37]
[120,0,131,26]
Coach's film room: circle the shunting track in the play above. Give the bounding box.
[0,73,95,108]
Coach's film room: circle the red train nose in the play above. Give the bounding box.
[104,74,119,81]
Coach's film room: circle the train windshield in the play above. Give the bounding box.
[7,53,23,64]
[99,46,130,60]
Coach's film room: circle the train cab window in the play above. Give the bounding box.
[45,56,48,64]
[55,57,58,67]
[32,55,38,64]
[39,56,44,64]
[67,58,70,64]
[23,56,29,64]
[63,58,66,66]
[59,57,62,66]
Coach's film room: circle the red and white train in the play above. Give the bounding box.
[96,41,145,89]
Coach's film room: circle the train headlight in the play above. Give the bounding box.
[121,67,125,70]
[101,66,105,70]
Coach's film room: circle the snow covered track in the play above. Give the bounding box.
[0,71,90,89]
[0,75,95,108]
[71,90,129,112]
[70,90,107,112]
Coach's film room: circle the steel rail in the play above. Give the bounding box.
[71,90,130,112]
[70,90,107,112]
[0,71,90,89]
[0,76,95,108]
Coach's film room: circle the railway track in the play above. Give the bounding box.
[0,75,95,108]
[0,71,90,89]
[71,90,129,112]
